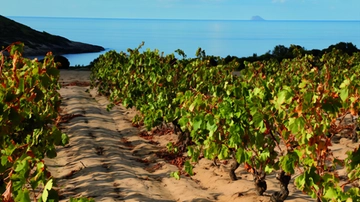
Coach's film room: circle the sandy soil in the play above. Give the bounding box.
[45,70,358,202]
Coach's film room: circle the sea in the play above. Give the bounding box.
[7,16,360,66]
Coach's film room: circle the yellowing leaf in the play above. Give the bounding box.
[339,88,349,102]
[42,179,53,202]
[340,79,350,89]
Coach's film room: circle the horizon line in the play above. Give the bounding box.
[5,15,360,22]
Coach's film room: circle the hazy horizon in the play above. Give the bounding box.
[1,0,360,21]
[5,15,360,22]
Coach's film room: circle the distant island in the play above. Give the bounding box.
[0,15,104,56]
[251,16,265,21]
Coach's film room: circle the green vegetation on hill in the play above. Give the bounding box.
[223,42,360,71]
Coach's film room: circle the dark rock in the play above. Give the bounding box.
[54,55,70,69]
[0,15,105,56]
[38,55,70,69]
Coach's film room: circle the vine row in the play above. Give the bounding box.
[90,43,360,201]
[0,43,86,201]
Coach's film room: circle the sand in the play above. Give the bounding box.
[45,70,358,202]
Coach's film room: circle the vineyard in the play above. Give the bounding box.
[0,43,68,201]
[90,43,360,202]
[0,44,95,202]
[1,42,360,202]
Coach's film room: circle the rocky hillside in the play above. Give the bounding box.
[0,15,105,56]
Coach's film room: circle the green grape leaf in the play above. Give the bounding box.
[206,115,217,137]
[41,74,52,88]
[42,179,53,202]
[288,117,305,135]
[192,115,203,131]
[321,96,342,114]
[339,88,349,102]
[185,161,193,176]
[280,151,298,174]
[228,125,242,148]
[46,146,57,158]
[166,75,172,82]
[37,161,45,172]
[187,146,194,157]
[52,128,62,145]
[235,147,247,164]
[252,112,264,131]
[346,198,354,202]
[265,164,275,174]
[5,90,16,102]
[299,79,309,89]
[1,155,9,166]
[46,67,60,77]
[34,88,44,102]
[203,141,218,160]
[170,171,180,180]
[323,187,338,200]
[340,79,350,89]
[14,188,31,202]
[17,78,25,94]
[10,43,24,55]
[295,172,306,190]
[9,107,21,126]
[259,148,270,162]
[178,116,189,131]
[347,148,360,170]
[277,89,291,105]
[219,101,233,119]
[61,133,69,145]
[15,158,29,172]
[218,145,229,160]
[303,92,313,105]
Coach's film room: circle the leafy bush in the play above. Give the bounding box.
[0,43,68,201]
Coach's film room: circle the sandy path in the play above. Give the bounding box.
[47,71,219,201]
[45,70,358,202]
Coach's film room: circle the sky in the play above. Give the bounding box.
[1,0,360,20]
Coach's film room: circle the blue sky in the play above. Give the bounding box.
[1,0,360,20]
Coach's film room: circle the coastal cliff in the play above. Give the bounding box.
[0,15,105,56]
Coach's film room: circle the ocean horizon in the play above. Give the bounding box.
[7,16,360,66]
[8,15,360,21]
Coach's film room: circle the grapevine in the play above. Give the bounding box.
[0,43,68,201]
[90,43,360,201]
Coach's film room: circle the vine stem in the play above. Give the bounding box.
[270,130,282,153]
[340,177,360,190]
[0,52,4,77]
[2,168,13,183]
